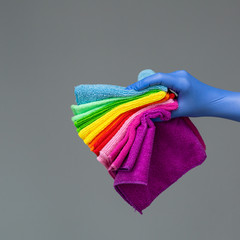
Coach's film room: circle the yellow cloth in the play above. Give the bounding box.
[79,91,166,144]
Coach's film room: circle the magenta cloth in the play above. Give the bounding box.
[113,116,207,214]
[119,121,148,172]
[109,116,156,179]
[118,114,160,172]
[97,99,175,169]
[108,103,178,173]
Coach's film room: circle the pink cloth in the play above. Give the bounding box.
[108,110,164,179]
[97,99,175,168]
[108,101,178,173]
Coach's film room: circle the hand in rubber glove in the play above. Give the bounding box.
[126,69,240,122]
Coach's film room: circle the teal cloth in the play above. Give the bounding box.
[74,83,167,105]
[72,89,161,131]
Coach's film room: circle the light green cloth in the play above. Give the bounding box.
[71,89,161,131]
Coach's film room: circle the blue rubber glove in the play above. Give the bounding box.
[127,69,240,122]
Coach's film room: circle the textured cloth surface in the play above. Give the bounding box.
[72,89,161,130]
[110,117,156,178]
[113,117,207,214]
[92,108,139,155]
[74,84,168,105]
[108,103,178,173]
[79,91,167,144]
[97,99,175,168]
[90,93,172,153]
[88,110,134,150]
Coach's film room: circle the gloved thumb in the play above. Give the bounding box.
[126,70,181,93]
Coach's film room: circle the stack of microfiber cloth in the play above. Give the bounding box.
[71,69,207,214]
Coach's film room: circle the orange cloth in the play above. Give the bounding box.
[89,93,171,151]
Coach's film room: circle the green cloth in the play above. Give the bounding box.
[71,89,161,132]
[71,97,123,115]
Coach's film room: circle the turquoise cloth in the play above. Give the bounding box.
[74,83,167,105]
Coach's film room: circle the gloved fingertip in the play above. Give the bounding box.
[125,85,134,90]
[127,82,142,91]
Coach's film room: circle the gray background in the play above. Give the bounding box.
[1,0,240,239]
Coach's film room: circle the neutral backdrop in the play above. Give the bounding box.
[1,0,240,239]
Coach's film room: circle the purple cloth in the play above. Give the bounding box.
[113,117,207,214]
[108,102,178,173]
[118,117,155,173]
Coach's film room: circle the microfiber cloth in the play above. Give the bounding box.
[97,99,175,169]
[108,108,172,179]
[92,108,143,155]
[79,91,167,144]
[72,89,162,130]
[90,93,175,151]
[90,108,140,152]
[108,103,178,173]
[113,116,207,214]
[91,93,172,153]
[109,115,157,179]
[121,117,156,172]
[74,83,168,105]
[116,104,173,172]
